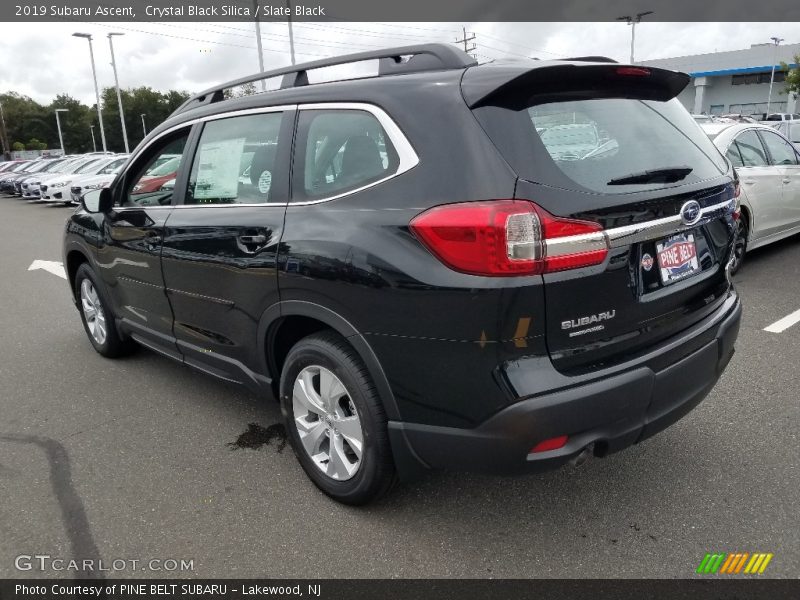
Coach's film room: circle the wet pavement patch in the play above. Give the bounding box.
[228,423,287,453]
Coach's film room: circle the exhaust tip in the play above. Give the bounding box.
[569,443,594,468]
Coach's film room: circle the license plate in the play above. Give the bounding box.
[656,233,700,284]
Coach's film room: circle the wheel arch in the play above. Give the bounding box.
[258,301,401,421]
[65,248,91,302]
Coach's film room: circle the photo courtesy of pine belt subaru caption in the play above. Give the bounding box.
[64,44,742,505]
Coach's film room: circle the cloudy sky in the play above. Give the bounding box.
[2,21,799,105]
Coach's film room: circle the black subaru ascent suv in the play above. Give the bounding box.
[64,45,742,504]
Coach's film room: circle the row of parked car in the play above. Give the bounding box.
[0,152,180,204]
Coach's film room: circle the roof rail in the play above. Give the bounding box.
[172,43,477,116]
[562,56,618,63]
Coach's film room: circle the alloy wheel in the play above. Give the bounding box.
[292,365,364,481]
[80,279,107,345]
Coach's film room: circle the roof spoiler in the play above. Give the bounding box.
[463,62,690,110]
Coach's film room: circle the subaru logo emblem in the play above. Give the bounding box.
[680,200,702,226]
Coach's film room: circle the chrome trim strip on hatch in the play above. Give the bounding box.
[544,198,735,258]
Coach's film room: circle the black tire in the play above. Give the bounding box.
[74,263,136,358]
[730,213,748,275]
[280,330,397,505]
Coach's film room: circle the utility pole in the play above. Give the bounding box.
[286,0,296,65]
[617,11,653,63]
[455,27,476,59]
[140,114,147,137]
[108,33,130,153]
[766,36,784,116]
[253,0,266,91]
[55,108,69,155]
[73,33,108,153]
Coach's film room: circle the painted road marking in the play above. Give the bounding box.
[28,260,66,279]
[764,308,800,334]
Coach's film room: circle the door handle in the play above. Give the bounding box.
[742,179,756,185]
[783,178,791,184]
[144,233,162,250]
[238,234,267,245]
[236,233,269,255]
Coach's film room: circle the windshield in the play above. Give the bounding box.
[64,159,99,174]
[75,158,112,174]
[38,159,68,173]
[26,161,53,173]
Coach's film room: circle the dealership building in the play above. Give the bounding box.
[641,42,799,117]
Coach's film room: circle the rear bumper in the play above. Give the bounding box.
[388,292,741,478]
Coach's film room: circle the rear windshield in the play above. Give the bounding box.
[476,98,728,194]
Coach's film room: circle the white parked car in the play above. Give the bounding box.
[69,161,128,204]
[703,122,800,272]
[38,156,110,202]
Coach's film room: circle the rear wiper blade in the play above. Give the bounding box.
[607,166,693,185]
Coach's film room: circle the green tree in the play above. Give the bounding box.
[49,94,93,153]
[26,138,47,150]
[0,92,51,148]
[101,86,190,152]
[780,54,800,98]
[12,141,24,151]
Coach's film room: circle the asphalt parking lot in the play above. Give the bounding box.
[0,195,798,579]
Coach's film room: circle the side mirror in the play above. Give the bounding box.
[81,188,113,214]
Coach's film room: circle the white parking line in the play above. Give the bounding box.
[764,309,800,334]
[28,259,66,279]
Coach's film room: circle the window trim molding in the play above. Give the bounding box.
[115,102,418,210]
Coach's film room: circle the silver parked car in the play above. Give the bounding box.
[702,122,800,272]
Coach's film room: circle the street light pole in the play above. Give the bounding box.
[617,11,653,64]
[766,36,784,116]
[72,33,107,153]
[286,0,296,66]
[108,33,130,153]
[140,114,147,137]
[253,0,266,91]
[90,125,97,152]
[54,108,69,155]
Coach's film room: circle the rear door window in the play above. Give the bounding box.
[292,109,399,201]
[734,131,769,167]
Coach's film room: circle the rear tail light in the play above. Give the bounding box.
[409,200,608,277]
[530,435,569,453]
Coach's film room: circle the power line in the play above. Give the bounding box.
[455,27,476,59]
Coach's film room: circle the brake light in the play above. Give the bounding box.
[616,67,651,77]
[409,200,608,277]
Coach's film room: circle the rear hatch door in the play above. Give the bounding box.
[466,62,737,373]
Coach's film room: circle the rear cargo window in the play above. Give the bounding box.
[476,98,728,194]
